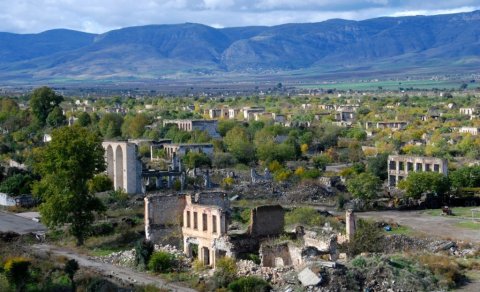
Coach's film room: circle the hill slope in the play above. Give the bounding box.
[0,11,479,82]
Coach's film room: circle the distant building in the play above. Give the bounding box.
[243,107,265,120]
[366,121,408,130]
[163,143,214,159]
[163,119,220,138]
[387,155,448,187]
[459,127,480,135]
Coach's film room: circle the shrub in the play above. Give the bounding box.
[106,190,129,206]
[347,219,383,257]
[90,222,115,236]
[88,174,113,193]
[4,257,30,290]
[135,239,154,269]
[148,251,175,273]
[212,257,237,288]
[228,276,270,292]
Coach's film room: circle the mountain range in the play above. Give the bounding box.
[0,10,479,83]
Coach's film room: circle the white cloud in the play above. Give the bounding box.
[0,0,478,33]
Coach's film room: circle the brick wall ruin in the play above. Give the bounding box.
[248,205,285,237]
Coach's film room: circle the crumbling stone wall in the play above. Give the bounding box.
[248,205,285,237]
[144,194,186,244]
[194,192,230,209]
[260,242,292,267]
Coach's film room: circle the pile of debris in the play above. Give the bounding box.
[381,234,478,256]
[96,249,136,267]
[281,181,336,203]
[236,260,294,286]
[96,244,189,269]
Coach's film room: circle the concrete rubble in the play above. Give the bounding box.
[298,267,322,287]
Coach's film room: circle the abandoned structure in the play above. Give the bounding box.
[388,155,448,187]
[145,192,354,269]
[163,143,214,159]
[102,141,142,194]
[162,119,220,138]
[459,127,480,135]
[366,121,408,130]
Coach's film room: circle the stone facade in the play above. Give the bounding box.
[182,194,229,267]
[163,143,214,159]
[459,127,480,135]
[102,141,142,194]
[388,155,448,187]
[163,119,220,138]
[144,194,186,243]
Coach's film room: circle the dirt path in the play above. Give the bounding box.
[357,210,480,243]
[31,244,195,291]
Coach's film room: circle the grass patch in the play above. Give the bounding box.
[384,225,413,236]
[423,207,478,218]
[455,221,480,230]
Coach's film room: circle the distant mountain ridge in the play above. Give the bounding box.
[0,10,479,83]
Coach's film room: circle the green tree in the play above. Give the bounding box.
[398,172,450,199]
[76,112,92,127]
[347,172,382,200]
[347,219,383,257]
[98,113,123,138]
[0,173,33,196]
[181,151,212,169]
[224,126,255,164]
[449,166,480,189]
[366,153,389,181]
[32,126,106,245]
[121,114,149,138]
[46,106,66,128]
[29,86,63,125]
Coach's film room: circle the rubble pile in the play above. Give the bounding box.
[96,249,136,267]
[281,181,335,203]
[96,244,190,269]
[382,234,478,256]
[236,260,294,286]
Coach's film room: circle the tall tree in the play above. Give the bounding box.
[46,106,66,128]
[32,126,106,245]
[29,87,63,126]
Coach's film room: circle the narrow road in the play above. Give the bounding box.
[0,211,46,234]
[357,210,480,243]
[31,244,196,291]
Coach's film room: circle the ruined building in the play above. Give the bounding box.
[388,155,448,187]
[144,192,352,269]
[102,141,142,194]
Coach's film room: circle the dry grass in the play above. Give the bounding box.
[418,254,463,288]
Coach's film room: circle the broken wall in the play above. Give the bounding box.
[248,205,285,237]
[145,194,186,244]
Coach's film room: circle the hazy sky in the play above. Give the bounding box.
[1,0,479,34]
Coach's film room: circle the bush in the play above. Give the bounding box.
[212,257,237,288]
[88,174,113,193]
[285,207,340,230]
[148,251,175,273]
[106,190,129,206]
[135,239,154,269]
[4,257,30,290]
[228,276,270,292]
[347,219,384,257]
[90,222,115,236]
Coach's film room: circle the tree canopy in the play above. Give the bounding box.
[32,126,106,245]
[29,87,63,126]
